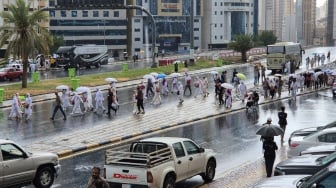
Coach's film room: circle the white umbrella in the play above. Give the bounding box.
[221,83,234,89]
[314,71,323,77]
[274,74,282,77]
[143,74,155,80]
[331,71,336,76]
[289,74,297,78]
[209,70,219,75]
[150,72,158,77]
[173,60,182,64]
[170,72,181,77]
[56,85,69,90]
[76,86,91,93]
[105,77,117,83]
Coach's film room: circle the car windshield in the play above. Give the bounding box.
[323,121,336,129]
[0,68,7,72]
[318,151,336,166]
[300,167,330,187]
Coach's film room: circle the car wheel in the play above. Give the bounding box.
[33,166,54,188]
[163,174,175,188]
[95,62,101,68]
[3,76,8,81]
[202,159,216,182]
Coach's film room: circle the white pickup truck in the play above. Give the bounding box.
[0,139,61,188]
[104,137,216,188]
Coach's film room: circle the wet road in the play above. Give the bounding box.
[45,90,336,188]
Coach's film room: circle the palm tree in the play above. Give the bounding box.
[0,0,52,88]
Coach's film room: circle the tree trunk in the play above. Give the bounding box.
[22,58,28,88]
[242,51,247,62]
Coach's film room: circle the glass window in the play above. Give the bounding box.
[50,10,55,17]
[1,144,25,161]
[134,28,141,32]
[318,133,336,143]
[134,38,141,42]
[183,141,200,155]
[173,142,185,158]
[134,19,141,23]
[61,10,66,17]
[71,11,77,17]
[114,11,119,17]
[82,11,88,17]
[93,11,99,17]
[103,11,109,17]
[317,173,336,187]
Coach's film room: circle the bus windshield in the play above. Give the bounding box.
[267,46,284,54]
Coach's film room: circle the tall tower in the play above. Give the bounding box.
[302,0,316,45]
[327,0,335,45]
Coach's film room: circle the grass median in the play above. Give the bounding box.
[0,58,238,100]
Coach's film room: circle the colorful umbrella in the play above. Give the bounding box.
[157,73,166,79]
[236,73,246,80]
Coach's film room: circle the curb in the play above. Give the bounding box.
[56,87,327,158]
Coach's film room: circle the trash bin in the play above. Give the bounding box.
[71,78,80,90]
[217,59,223,66]
[32,72,40,83]
[0,88,4,103]
[122,63,128,72]
[174,63,179,73]
[68,68,76,78]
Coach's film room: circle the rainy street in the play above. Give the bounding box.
[49,91,336,187]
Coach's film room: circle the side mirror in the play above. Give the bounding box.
[310,183,317,188]
[199,148,205,153]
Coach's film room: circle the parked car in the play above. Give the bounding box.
[288,121,336,146]
[0,139,61,187]
[287,127,336,157]
[300,144,336,156]
[274,151,336,176]
[0,67,23,81]
[254,162,336,188]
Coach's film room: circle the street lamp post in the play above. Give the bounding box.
[189,0,195,65]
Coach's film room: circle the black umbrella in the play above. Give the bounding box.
[256,124,284,137]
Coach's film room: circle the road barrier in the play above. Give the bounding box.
[0,88,4,103]
[32,72,40,83]
[71,78,80,90]
[68,68,75,78]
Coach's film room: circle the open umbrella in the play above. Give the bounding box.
[143,74,155,81]
[256,124,284,137]
[157,73,166,79]
[315,71,323,77]
[221,83,234,89]
[236,73,246,80]
[105,77,117,83]
[173,60,182,64]
[274,74,282,77]
[209,70,219,75]
[56,85,69,90]
[150,72,158,77]
[170,72,181,77]
[76,86,90,93]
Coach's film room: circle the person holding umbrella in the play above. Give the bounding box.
[263,136,278,177]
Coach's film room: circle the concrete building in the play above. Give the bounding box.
[0,0,49,58]
[297,0,316,46]
[327,0,336,46]
[258,0,273,32]
[201,0,255,50]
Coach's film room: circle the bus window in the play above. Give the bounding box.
[267,46,284,54]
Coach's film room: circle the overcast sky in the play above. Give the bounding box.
[317,0,326,7]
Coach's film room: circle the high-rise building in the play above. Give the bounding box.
[297,0,316,46]
[202,0,255,50]
[327,0,336,46]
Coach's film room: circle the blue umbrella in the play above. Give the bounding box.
[157,73,166,79]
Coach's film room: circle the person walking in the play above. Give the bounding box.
[50,92,66,120]
[106,89,117,116]
[71,92,84,115]
[171,76,178,94]
[132,89,138,114]
[87,166,110,188]
[61,88,71,111]
[263,137,278,177]
[8,93,22,120]
[202,76,209,97]
[161,78,169,96]
[151,80,161,105]
[24,93,32,120]
[238,81,247,103]
[136,86,145,114]
[278,106,288,143]
[193,76,203,98]
[146,78,154,98]
[220,71,227,83]
[94,89,105,113]
[225,89,232,109]
[177,81,184,104]
[184,73,192,96]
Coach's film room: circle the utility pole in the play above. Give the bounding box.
[189,0,195,65]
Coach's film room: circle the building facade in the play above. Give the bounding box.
[327,0,336,46]
[202,0,255,50]
[297,0,316,46]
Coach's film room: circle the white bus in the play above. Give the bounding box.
[266,42,304,73]
[56,45,108,69]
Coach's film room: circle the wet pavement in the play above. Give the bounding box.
[2,46,336,187]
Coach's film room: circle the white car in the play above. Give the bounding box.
[287,127,336,158]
